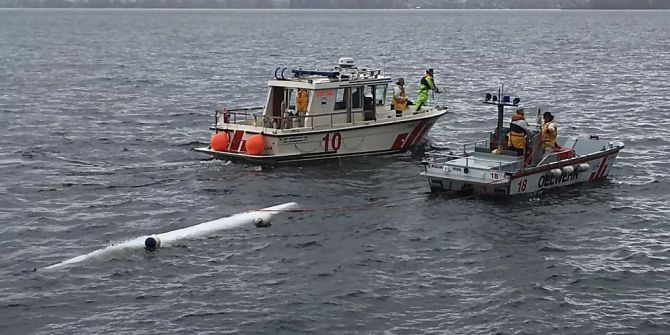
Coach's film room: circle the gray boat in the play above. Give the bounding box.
[421,87,624,196]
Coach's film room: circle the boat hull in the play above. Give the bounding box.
[423,148,621,196]
[195,112,444,164]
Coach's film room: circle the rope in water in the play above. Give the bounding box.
[253,191,481,213]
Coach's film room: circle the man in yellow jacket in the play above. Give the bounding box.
[296,88,308,127]
[541,111,558,157]
[391,78,408,117]
[508,108,530,156]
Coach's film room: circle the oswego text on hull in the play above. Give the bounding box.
[195,58,447,164]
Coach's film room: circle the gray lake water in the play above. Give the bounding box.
[1,9,669,334]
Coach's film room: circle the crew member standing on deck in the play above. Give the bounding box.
[508,108,530,155]
[296,88,308,127]
[392,78,408,117]
[541,111,558,157]
[415,68,440,111]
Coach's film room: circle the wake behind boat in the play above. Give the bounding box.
[195,58,448,164]
[421,87,624,196]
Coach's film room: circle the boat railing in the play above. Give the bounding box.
[216,108,383,130]
[426,91,448,109]
[449,140,492,155]
[431,153,522,172]
[214,107,264,126]
[536,148,576,166]
[537,152,559,166]
[263,110,377,130]
[214,104,438,131]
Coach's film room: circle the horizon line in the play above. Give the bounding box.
[1,7,669,10]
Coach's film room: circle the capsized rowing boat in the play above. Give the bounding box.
[44,202,297,270]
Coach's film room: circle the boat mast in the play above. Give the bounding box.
[483,85,520,150]
[495,86,504,150]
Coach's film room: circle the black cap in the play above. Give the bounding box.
[427,68,434,74]
[543,111,553,118]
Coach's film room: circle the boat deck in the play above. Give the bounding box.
[442,152,522,172]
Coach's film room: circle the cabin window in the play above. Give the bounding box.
[286,89,296,110]
[363,86,376,121]
[270,86,285,118]
[335,88,347,110]
[334,88,348,110]
[363,86,375,110]
[284,88,308,111]
[375,85,387,106]
[351,86,363,110]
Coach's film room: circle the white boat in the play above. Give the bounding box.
[421,87,624,196]
[194,57,448,164]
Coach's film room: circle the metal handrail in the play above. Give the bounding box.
[214,107,264,126]
[212,99,443,131]
[266,110,377,130]
[226,107,264,112]
[450,140,492,155]
[214,108,381,130]
[440,154,519,165]
[537,148,575,166]
[431,152,523,172]
[426,91,448,109]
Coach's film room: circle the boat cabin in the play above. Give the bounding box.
[261,58,392,129]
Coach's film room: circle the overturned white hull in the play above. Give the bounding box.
[44,202,297,270]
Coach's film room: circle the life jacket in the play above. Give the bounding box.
[296,90,308,113]
[508,115,527,149]
[419,74,436,92]
[391,84,407,111]
[542,117,558,149]
[511,114,525,122]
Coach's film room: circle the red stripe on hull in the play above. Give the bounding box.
[513,149,619,179]
[392,133,408,150]
[408,120,434,147]
[230,130,244,152]
[590,157,608,181]
[403,120,428,149]
[597,164,608,179]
